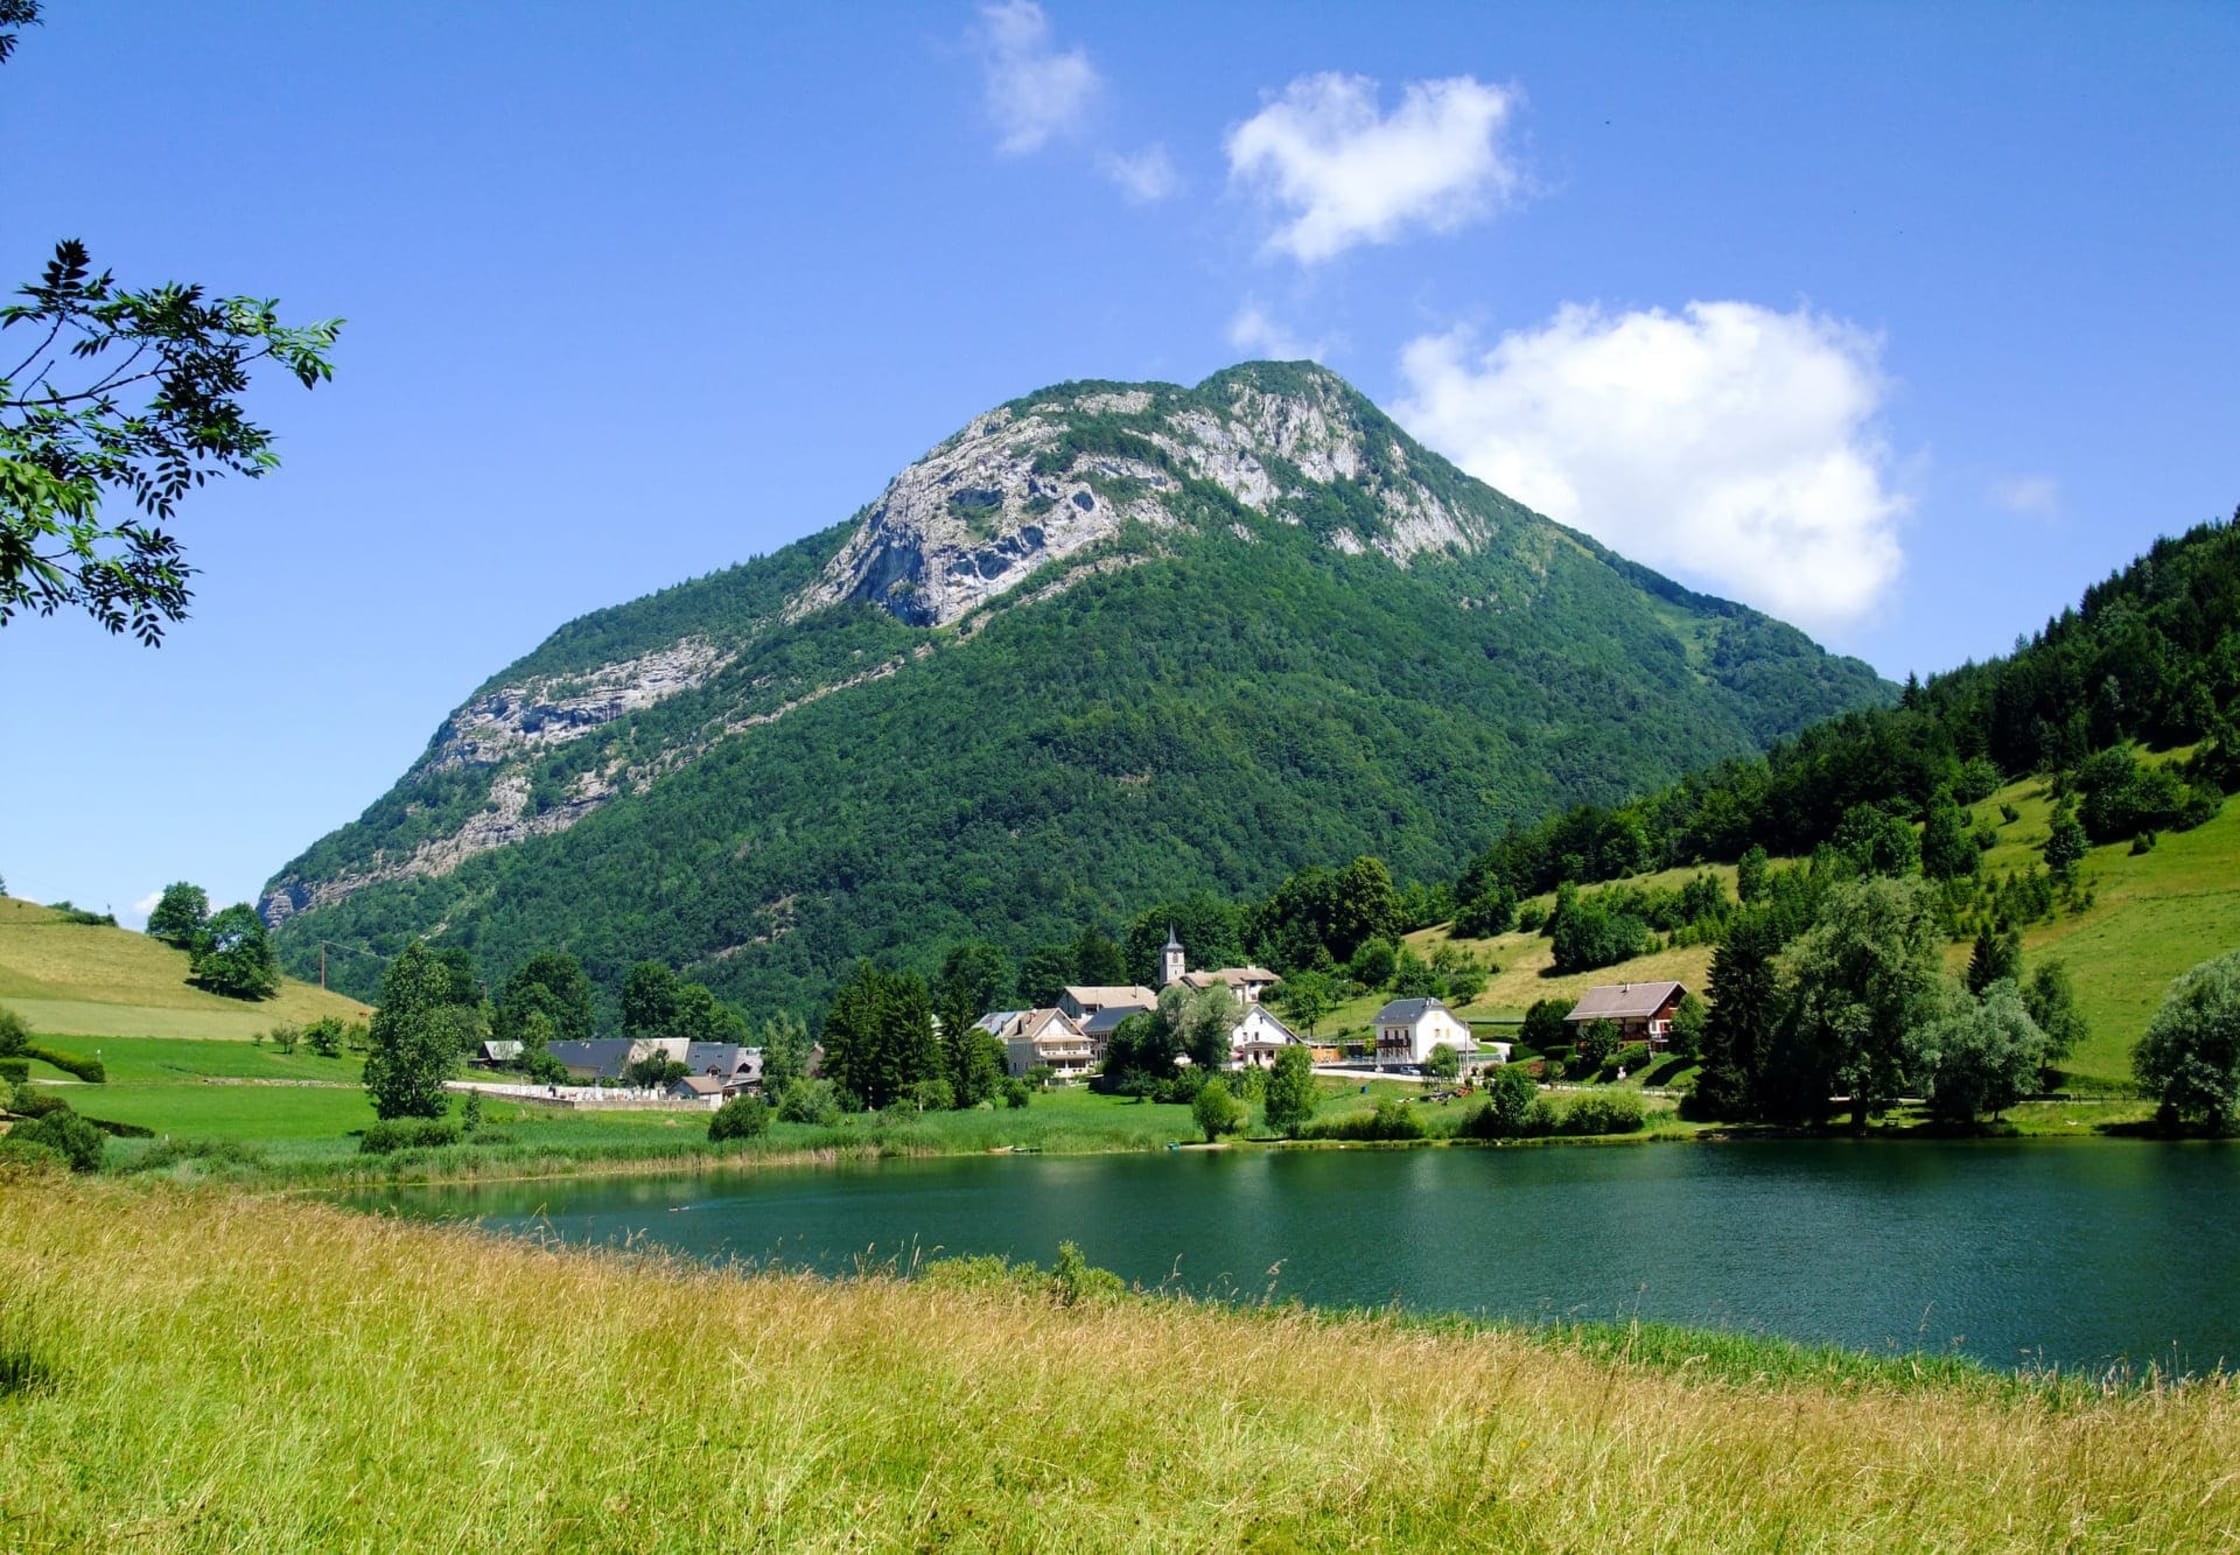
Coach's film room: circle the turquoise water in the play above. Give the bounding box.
[352,1139,2240,1371]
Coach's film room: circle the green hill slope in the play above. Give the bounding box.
[0,897,370,1040]
[260,362,1889,1009]
[1412,772,2237,1084]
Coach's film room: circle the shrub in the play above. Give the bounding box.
[1519,1097,1563,1136]
[8,1081,62,1118]
[304,1017,346,1058]
[1558,1091,1646,1136]
[0,1135,69,1175]
[905,1078,956,1113]
[1574,1019,1619,1072]
[1304,1097,1426,1142]
[1348,938,1396,989]
[1047,1242,1125,1306]
[1519,998,1575,1053]
[1453,882,1516,938]
[50,902,116,927]
[1550,900,1651,974]
[0,1008,25,1057]
[1423,1042,1461,1081]
[1465,1066,1539,1139]
[23,1047,102,1084]
[1191,1078,1245,1143]
[773,1077,842,1128]
[358,1118,463,1155]
[1597,1042,1651,1082]
[708,1094,773,1142]
[1001,1077,1032,1109]
[9,1109,106,1171]
[1954,757,2004,806]
[0,1059,25,1085]
[1999,802,2022,825]
[119,1138,270,1175]
[1515,901,1548,934]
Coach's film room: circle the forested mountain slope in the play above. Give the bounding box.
[262,363,1889,1008]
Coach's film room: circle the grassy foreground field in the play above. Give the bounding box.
[0,896,370,1040]
[1,1179,2235,1552]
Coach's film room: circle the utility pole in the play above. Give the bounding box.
[319,941,328,990]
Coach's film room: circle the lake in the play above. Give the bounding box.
[352,1139,2240,1372]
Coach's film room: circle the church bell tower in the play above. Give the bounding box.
[1160,926,1186,987]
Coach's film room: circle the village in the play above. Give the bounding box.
[454,929,1690,1113]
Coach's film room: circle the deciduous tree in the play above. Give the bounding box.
[362,941,464,1120]
[144,881,207,948]
[3,142,339,648]
[1777,877,1954,1129]
[1261,1045,1318,1137]
[188,903,279,1000]
[1914,979,2048,1125]
[494,951,595,1048]
[2134,949,2240,1135]
[1191,1077,1244,1142]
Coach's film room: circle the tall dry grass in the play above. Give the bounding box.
[1,1177,2236,1551]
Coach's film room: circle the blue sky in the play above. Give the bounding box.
[3,0,2236,923]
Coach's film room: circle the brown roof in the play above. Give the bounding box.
[1564,981,1687,1022]
[1063,984,1159,1010]
[1180,967,1280,993]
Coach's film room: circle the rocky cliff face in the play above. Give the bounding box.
[791,366,1486,629]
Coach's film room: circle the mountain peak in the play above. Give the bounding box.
[789,360,1490,628]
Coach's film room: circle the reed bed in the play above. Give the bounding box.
[1,1177,2235,1551]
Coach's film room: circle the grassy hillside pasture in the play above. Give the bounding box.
[1956,778,2240,1081]
[0,897,369,1039]
[1,1181,2234,1551]
[1362,779,2236,1082]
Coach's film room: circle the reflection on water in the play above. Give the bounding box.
[350,1139,2240,1371]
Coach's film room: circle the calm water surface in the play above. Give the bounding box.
[353,1140,2240,1371]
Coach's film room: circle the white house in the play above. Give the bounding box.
[1371,997,1475,1067]
[1228,1004,1307,1068]
[979,1007,1097,1082]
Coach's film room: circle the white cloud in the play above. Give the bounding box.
[1990,474,2059,517]
[1225,73,1520,263]
[1226,301,1327,363]
[1394,301,1907,628]
[1099,143,1178,203]
[975,0,1099,156]
[125,891,162,930]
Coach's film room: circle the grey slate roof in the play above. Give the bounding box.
[1564,981,1687,1022]
[1080,1004,1154,1037]
[684,1041,754,1078]
[1372,997,1447,1026]
[547,1038,636,1079]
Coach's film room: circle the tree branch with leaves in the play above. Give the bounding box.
[0,238,341,642]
